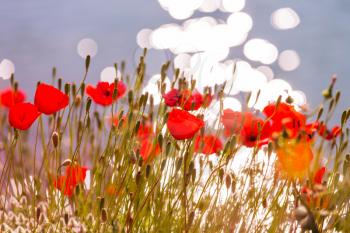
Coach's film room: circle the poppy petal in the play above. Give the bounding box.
[34,83,69,114]
[167,108,204,140]
[9,102,41,130]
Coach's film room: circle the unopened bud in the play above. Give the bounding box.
[52,132,59,148]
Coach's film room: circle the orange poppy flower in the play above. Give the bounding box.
[276,139,313,179]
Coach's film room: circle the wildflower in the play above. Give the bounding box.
[240,116,269,148]
[34,83,69,114]
[301,167,330,209]
[221,109,247,136]
[163,89,210,111]
[318,124,341,140]
[0,88,25,108]
[276,139,313,179]
[179,89,203,111]
[167,108,204,140]
[110,115,127,128]
[194,134,223,155]
[8,103,40,130]
[86,81,126,106]
[53,164,87,196]
[221,109,269,147]
[313,166,326,184]
[163,89,180,107]
[139,138,161,161]
[263,102,306,139]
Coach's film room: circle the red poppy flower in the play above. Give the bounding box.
[163,89,207,111]
[240,116,270,148]
[221,109,247,137]
[34,83,69,115]
[163,89,180,107]
[110,115,127,128]
[53,164,87,197]
[194,134,223,155]
[9,103,40,130]
[318,124,341,140]
[86,81,126,106]
[314,166,326,184]
[53,175,74,196]
[65,164,87,185]
[167,108,204,140]
[301,166,327,205]
[305,121,320,140]
[140,138,161,161]
[137,122,153,139]
[179,89,203,111]
[0,88,26,108]
[263,102,306,138]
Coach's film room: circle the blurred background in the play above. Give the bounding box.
[0,0,349,121]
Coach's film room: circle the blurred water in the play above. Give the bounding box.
[0,0,349,121]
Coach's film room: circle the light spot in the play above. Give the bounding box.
[0,59,15,80]
[137,28,153,49]
[271,8,300,30]
[257,66,274,80]
[221,0,245,12]
[100,66,121,84]
[227,12,253,33]
[244,39,278,64]
[278,50,300,71]
[77,38,98,58]
[199,0,220,12]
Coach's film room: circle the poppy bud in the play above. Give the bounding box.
[136,171,142,186]
[146,165,151,178]
[86,98,92,112]
[294,205,308,221]
[36,207,41,222]
[64,213,69,225]
[52,132,59,148]
[74,95,81,107]
[176,157,183,172]
[80,83,85,96]
[225,174,231,189]
[58,78,62,91]
[299,215,313,231]
[64,83,70,95]
[188,211,195,228]
[101,208,107,223]
[161,159,167,171]
[60,159,72,167]
[285,95,294,104]
[98,196,105,210]
[85,55,91,71]
[219,169,224,182]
